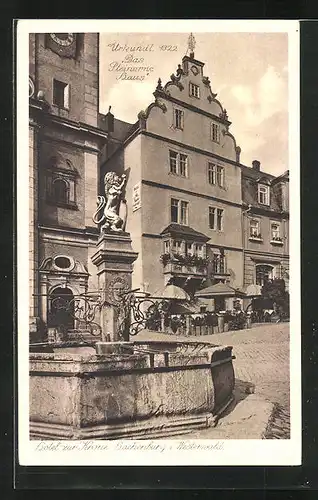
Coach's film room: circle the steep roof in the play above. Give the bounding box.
[160,223,209,242]
[195,282,246,297]
[98,114,135,142]
[240,164,275,181]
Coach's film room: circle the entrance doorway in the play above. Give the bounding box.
[214,296,226,312]
[47,287,75,332]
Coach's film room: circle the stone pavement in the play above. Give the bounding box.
[137,322,290,439]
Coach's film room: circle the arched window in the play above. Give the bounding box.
[53,178,69,204]
[46,156,78,209]
[47,287,74,331]
[256,264,274,286]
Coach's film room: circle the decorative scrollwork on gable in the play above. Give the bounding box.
[137,98,167,120]
[164,79,184,93]
[162,64,185,94]
[222,128,241,162]
[202,76,211,86]
[219,108,229,122]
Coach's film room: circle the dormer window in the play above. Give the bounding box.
[189,82,200,98]
[211,122,220,143]
[258,184,270,205]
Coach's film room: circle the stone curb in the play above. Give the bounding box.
[177,393,275,440]
[215,393,275,439]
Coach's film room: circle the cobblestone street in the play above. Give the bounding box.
[138,322,290,439]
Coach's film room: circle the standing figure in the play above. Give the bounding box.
[93,172,127,233]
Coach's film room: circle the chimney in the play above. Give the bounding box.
[105,105,114,133]
[252,160,261,172]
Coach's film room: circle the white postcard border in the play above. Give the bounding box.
[17,19,301,467]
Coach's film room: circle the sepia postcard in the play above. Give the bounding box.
[17,19,301,467]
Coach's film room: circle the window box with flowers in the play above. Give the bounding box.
[249,233,263,242]
[270,236,283,245]
[160,253,171,266]
[160,253,209,270]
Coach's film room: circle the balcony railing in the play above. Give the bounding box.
[160,253,208,276]
[163,261,208,276]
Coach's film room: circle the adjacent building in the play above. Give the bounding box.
[242,163,289,292]
[29,33,107,337]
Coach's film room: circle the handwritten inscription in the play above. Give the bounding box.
[107,41,178,81]
[108,42,155,52]
[34,439,225,453]
[108,61,154,81]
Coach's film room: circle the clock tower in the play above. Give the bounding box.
[29,33,108,338]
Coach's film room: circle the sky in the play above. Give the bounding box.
[99,32,288,176]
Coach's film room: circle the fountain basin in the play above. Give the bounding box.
[29,341,235,440]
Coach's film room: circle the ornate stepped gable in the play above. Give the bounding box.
[136,33,241,161]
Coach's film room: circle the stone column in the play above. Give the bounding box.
[217,313,225,333]
[185,315,191,336]
[160,311,165,332]
[91,232,138,342]
[246,312,252,329]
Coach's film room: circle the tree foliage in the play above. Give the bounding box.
[261,278,289,316]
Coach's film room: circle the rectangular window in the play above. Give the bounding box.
[271,221,281,240]
[171,198,189,225]
[258,184,270,205]
[212,253,226,274]
[171,198,179,223]
[179,154,188,177]
[169,150,178,174]
[180,200,189,225]
[250,219,261,238]
[208,163,216,185]
[189,82,200,98]
[164,240,170,253]
[209,207,224,231]
[194,244,203,257]
[209,207,216,229]
[216,166,224,187]
[169,150,188,177]
[172,240,182,254]
[185,242,193,255]
[216,209,223,231]
[211,122,220,143]
[174,109,184,129]
[53,79,69,109]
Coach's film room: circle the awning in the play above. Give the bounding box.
[195,282,246,298]
[152,284,191,301]
[244,284,262,297]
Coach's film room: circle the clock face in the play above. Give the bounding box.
[191,65,199,76]
[50,33,75,47]
[29,76,35,98]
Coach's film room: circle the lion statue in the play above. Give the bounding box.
[93,172,127,233]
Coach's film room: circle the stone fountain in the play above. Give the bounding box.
[29,172,235,439]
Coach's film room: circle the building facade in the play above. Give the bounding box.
[242,163,289,294]
[29,33,108,337]
[101,46,290,308]
[29,33,290,337]
[102,51,245,302]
